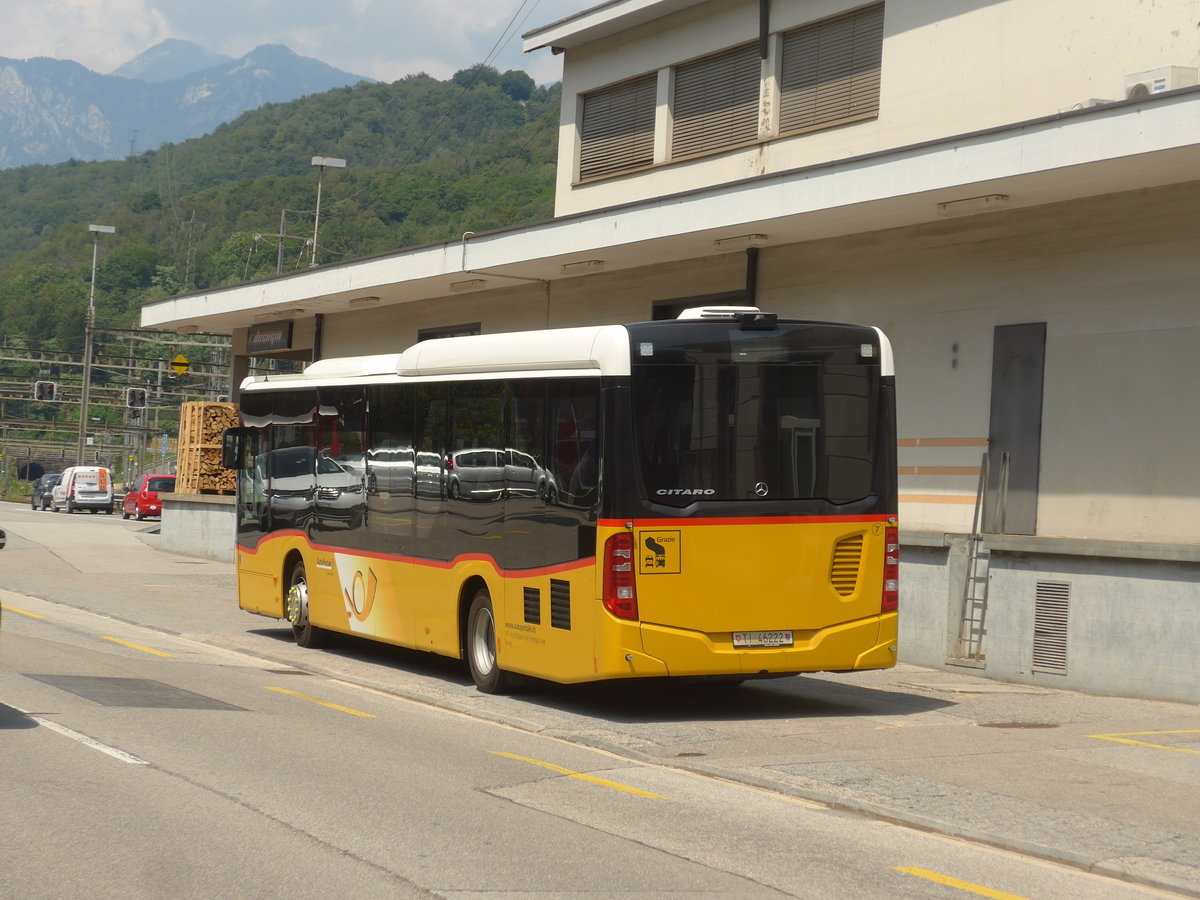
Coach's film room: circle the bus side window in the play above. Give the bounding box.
[413,384,449,502]
[315,387,367,534]
[548,382,599,510]
[506,379,549,504]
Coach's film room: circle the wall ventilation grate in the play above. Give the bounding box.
[1032,580,1070,674]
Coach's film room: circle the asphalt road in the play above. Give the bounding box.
[1,502,1197,898]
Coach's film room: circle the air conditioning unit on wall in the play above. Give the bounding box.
[1124,66,1198,99]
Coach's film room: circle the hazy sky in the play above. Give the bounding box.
[0,0,593,84]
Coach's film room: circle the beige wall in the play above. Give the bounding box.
[555,0,1200,215]
[303,181,1198,545]
[315,253,749,356]
[758,181,1200,542]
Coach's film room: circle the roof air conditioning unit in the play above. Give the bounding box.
[1123,66,1197,99]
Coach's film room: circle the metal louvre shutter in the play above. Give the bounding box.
[779,3,883,136]
[671,43,761,160]
[1032,581,1070,675]
[579,73,657,181]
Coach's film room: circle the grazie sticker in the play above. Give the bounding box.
[637,530,681,574]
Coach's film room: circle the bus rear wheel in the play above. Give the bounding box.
[467,588,511,694]
[285,560,326,648]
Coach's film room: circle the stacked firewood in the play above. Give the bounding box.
[176,402,238,494]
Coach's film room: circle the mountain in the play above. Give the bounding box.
[112,39,233,83]
[0,65,557,303]
[0,44,370,168]
[0,57,128,167]
[168,45,372,142]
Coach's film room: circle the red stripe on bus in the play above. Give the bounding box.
[237,533,592,579]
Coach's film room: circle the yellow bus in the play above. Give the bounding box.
[222,307,898,692]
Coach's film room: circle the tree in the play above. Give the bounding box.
[0,265,87,344]
[500,70,535,102]
[97,245,160,293]
[452,64,501,90]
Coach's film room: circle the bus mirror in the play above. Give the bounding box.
[222,429,251,470]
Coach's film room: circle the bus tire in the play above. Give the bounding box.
[466,588,511,694]
[285,560,326,649]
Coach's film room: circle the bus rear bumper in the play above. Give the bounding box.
[637,613,898,677]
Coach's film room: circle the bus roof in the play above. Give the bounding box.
[241,324,632,391]
[239,317,894,392]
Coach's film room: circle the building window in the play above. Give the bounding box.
[579,72,658,181]
[418,322,480,342]
[671,42,762,160]
[778,3,884,136]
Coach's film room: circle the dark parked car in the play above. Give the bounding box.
[31,473,61,510]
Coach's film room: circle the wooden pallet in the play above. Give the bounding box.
[176,402,238,494]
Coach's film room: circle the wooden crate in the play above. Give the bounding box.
[176,401,238,494]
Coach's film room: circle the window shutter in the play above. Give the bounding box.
[579,73,658,181]
[779,4,884,135]
[671,43,761,160]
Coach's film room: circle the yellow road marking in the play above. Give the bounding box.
[894,867,1032,899]
[101,636,174,657]
[492,751,666,799]
[265,686,377,718]
[1,604,45,619]
[1087,730,1200,755]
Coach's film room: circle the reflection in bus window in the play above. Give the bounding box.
[265,441,315,531]
[315,388,366,537]
[549,384,599,510]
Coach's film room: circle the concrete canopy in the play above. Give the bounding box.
[140,89,1200,336]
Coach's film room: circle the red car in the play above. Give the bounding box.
[122,474,176,520]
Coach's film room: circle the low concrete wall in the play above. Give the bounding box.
[899,531,1200,704]
[160,493,236,563]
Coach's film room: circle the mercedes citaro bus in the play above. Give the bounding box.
[222,307,898,692]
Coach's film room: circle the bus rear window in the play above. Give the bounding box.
[632,362,877,506]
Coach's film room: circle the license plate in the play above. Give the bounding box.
[732,630,793,648]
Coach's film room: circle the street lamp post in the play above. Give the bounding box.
[309,156,346,267]
[77,224,115,466]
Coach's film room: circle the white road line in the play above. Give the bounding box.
[17,708,149,765]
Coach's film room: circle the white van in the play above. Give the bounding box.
[52,465,115,514]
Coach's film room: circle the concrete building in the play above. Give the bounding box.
[142,0,1200,702]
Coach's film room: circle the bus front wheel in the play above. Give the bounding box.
[286,560,326,649]
[467,588,511,694]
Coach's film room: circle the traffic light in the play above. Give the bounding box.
[126,387,148,408]
[34,380,56,401]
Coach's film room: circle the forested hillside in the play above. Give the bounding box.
[0,64,560,351]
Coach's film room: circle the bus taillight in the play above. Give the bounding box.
[602,532,639,620]
[882,525,899,613]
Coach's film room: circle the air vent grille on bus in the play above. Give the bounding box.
[830,535,864,596]
[523,586,541,625]
[550,579,572,630]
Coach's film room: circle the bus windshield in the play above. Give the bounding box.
[630,324,880,506]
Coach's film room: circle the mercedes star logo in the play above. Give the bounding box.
[755,482,769,496]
